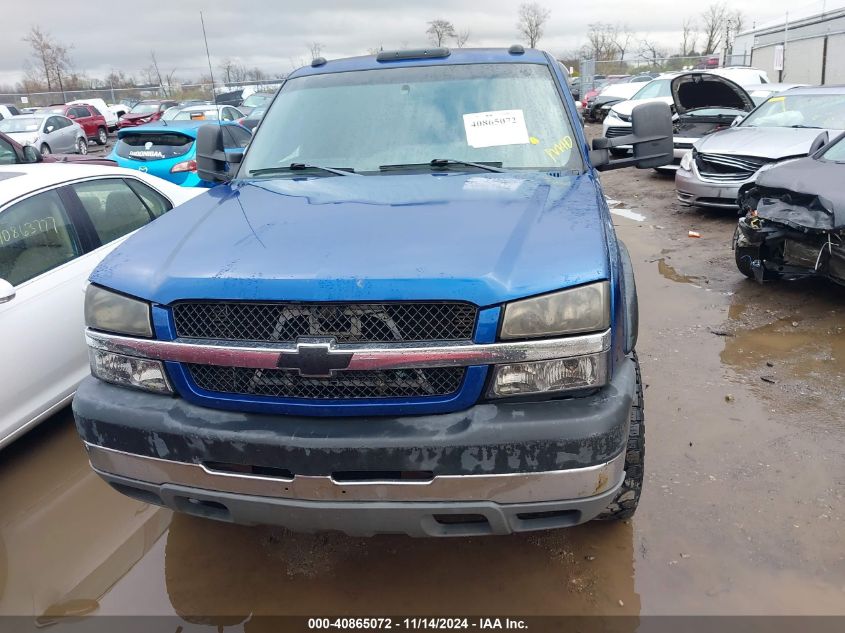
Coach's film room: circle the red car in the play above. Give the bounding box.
[0,130,115,166]
[117,100,178,129]
[40,103,109,145]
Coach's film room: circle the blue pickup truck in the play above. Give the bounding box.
[73,47,672,537]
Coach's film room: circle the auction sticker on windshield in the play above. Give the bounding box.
[463,109,529,148]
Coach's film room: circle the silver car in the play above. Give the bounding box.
[675,86,845,209]
[0,114,88,157]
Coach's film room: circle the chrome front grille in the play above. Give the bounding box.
[605,126,629,138]
[696,153,770,182]
[172,302,477,344]
[187,364,466,399]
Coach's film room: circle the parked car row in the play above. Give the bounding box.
[590,68,844,291]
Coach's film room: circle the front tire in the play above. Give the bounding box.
[596,353,644,521]
[77,137,88,155]
[95,127,108,145]
[40,143,51,156]
[733,226,779,281]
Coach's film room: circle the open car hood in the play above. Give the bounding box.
[671,73,754,116]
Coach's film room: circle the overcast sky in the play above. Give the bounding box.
[2,0,808,87]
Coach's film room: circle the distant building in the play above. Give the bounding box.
[734,0,845,84]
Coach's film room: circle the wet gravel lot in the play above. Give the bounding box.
[1,125,843,619]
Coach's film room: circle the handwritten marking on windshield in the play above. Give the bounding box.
[544,136,573,161]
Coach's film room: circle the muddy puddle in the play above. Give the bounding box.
[1,160,843,620]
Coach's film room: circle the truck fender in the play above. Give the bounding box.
[618,241,638,353]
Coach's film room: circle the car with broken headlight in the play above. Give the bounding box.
[734,131,845,285]
[0,164,202,449]
[72,46,674,537]
[676,85,845,209]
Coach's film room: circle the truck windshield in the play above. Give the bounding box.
[239,63,581,176]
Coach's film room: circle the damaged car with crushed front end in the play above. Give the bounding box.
[734,132,845,285]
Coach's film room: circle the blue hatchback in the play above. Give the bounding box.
[110,120,251,186]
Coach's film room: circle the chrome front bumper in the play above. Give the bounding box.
[87,442,626,536]
[86,442,625,504]
[675,165,749,209]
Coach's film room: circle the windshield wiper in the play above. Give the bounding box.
[790,124,823,129]
[379,158,505,173]
[248,163,357,177]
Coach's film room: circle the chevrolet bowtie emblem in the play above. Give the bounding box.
[276,340,353,377]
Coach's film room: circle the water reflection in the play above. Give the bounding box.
[0,413,170,617]
[164,514,640,623]
[656,259,700,285]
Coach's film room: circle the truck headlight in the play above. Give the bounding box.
[88,348,173,394]
[680,150,694,172]
[488,353,608,398]
[500,282,610,340]
[85,285,153,337]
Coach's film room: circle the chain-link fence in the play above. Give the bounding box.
[0,79,285,109]
[577,53,753,99]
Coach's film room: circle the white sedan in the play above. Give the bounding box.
[0,164,203,448]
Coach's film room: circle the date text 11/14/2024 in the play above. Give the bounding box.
[307,618,529,630]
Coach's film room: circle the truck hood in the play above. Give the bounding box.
[693,126,840,159]
[90,172,611,307]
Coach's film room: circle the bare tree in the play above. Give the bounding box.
[724,10,745,59]
[23,27,55,91]
[615,24,634,60]
[22,26,72,94]
[309,42,323,60]
[150,51,179,97]
[639,37,668,66]
[219,58,249,84]
[426,19,456,47]
[150,51,165,90]
[700,2,728,55]
[681,17,699,56]
[288,56,307,71]
[219,58,235,84]
[454,28,471,48]
[245,67,267,81]
[517,3,551,48]
[585,22,620,61]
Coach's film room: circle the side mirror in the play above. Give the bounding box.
[68,114,76,119]
[0,278,15,304]
[225,149,244,164]
[589,101,673,171]
[22,145,42,164]
[46,126,54,133]
[809,131,829,155]
[196,124,233,183]
[730,115,743,128]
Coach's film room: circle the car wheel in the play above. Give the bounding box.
[96,127,108,145]
[40,143,51,156]
[733,227,779,281]
[610,148,628,158]
[77,137,88,155]
[595,352,644,521]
